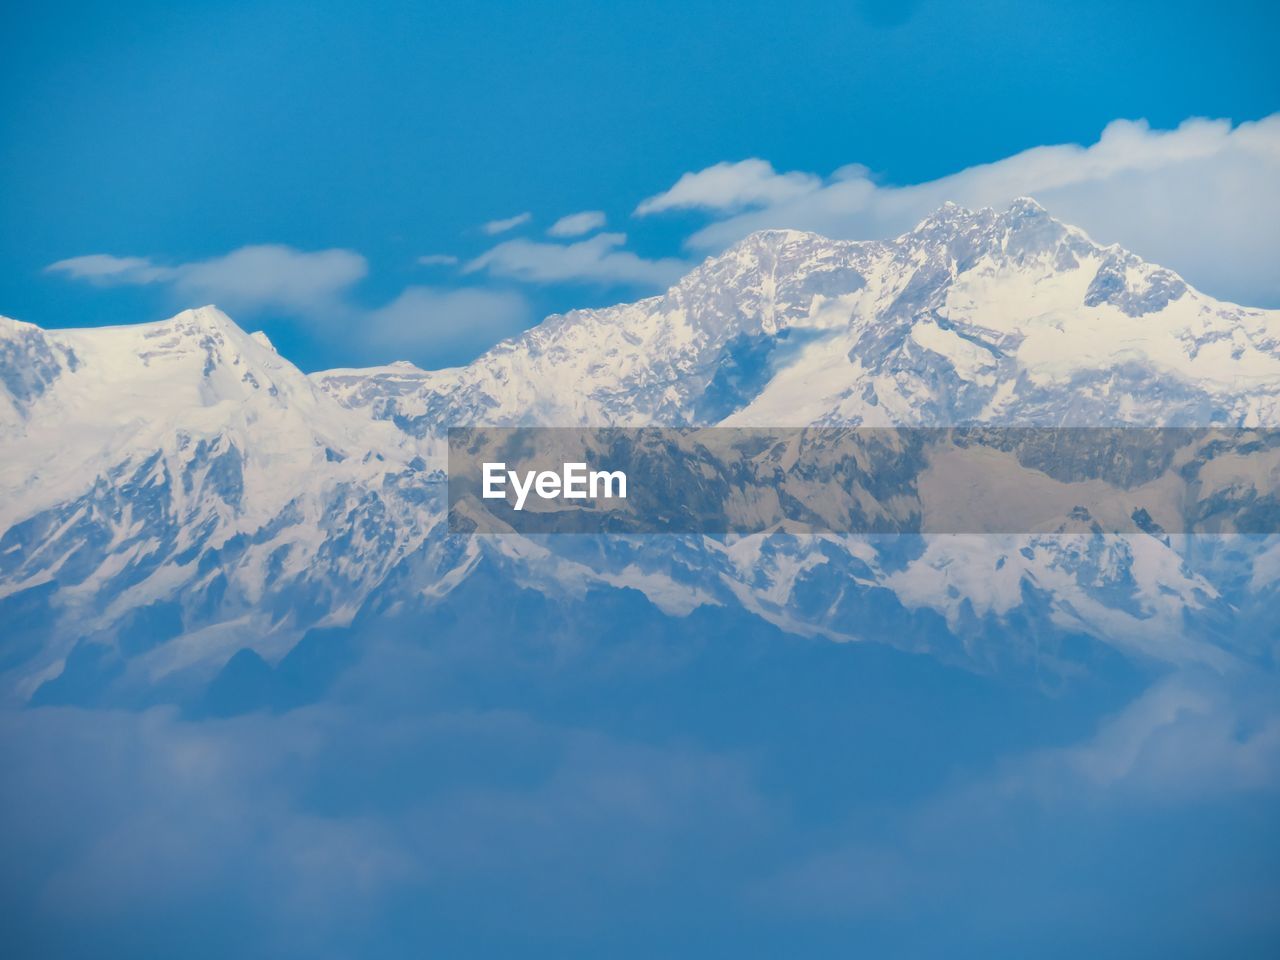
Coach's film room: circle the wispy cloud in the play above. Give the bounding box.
[465,232,687,286]
[44,253,173,284]
[635,159,821,216]
[480,212,533,235]
[547,210,606,238]
[757,666,1280,926]
[46,244,524,366]
[638,115,1280,305]
[358,286,529,365]
[47,245,368,313]
[416,254,460,267]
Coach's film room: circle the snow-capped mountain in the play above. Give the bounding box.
[318,198,1280,430]
[0,308,445,698]
[3,200,1279,706]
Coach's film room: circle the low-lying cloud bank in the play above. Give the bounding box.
[2,628,1277,958]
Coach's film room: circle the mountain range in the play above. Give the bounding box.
[3,199,1279,709]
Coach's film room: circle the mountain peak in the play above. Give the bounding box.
[723,227,836,258]
[1007,195,1048,215]
[167,305,245,336]
[897,197,1093,273]
[0,314,42,336]
[909,196,1056,233]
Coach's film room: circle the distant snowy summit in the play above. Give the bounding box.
[316,198,1280,431]
[2,200,1279,706]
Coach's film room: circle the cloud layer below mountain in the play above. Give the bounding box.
[3,625,1277,958]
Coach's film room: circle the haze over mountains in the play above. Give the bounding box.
[3,200,1280,709]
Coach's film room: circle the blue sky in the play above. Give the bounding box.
[2,0,1277,371]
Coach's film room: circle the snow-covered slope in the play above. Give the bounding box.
[4,201,1280,704]
[0,307,444,695]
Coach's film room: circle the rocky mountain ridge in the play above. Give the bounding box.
[3,199,1279,706]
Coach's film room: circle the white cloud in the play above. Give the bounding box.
[971,670,1280,803]
[465,233,687,286]
[416,254,460,266]
[46,245,526,365]
[480,212,532,235]
[172,246,368,312]
[634,159,822,216]
[643,115,1280,306]
[547,210,607,238]
[45,253,172,284]
[757,666,1280,926]
[47,245,368,313]
[361,286,530,364]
